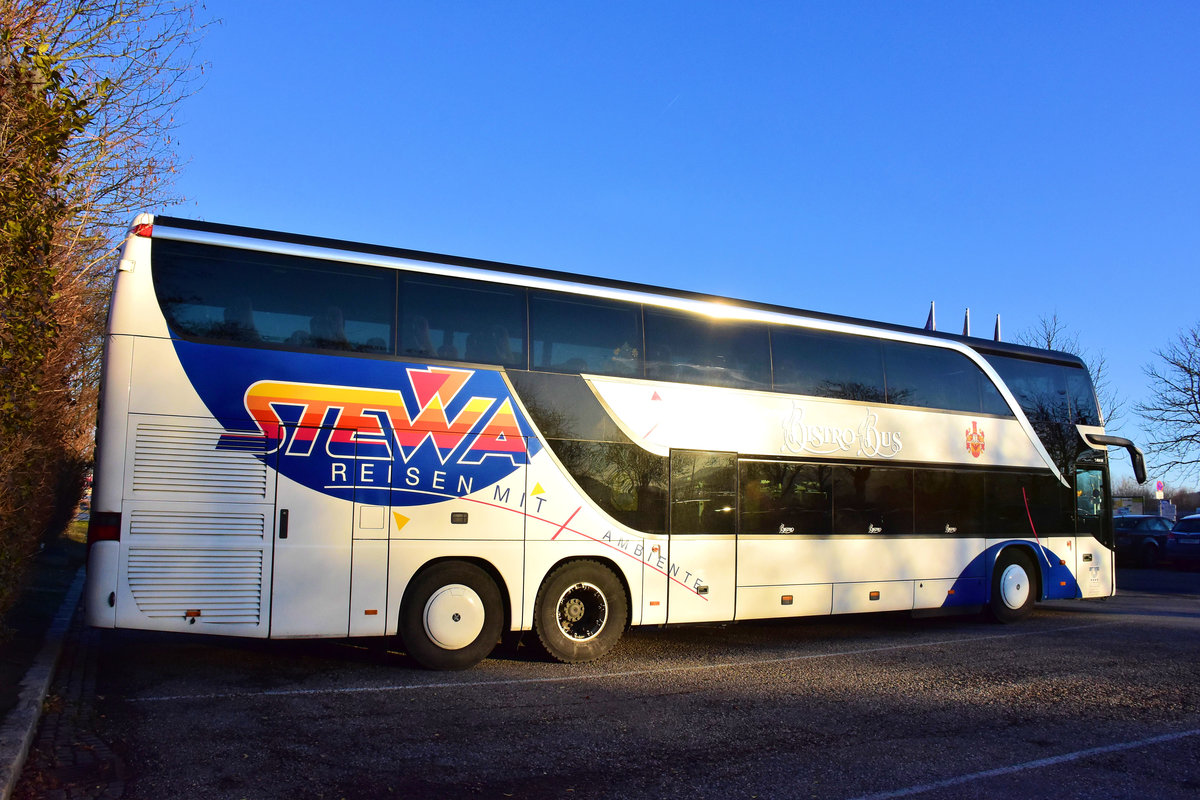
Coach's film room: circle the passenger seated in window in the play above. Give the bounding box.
[310,306,349,349]
[402,316,435,357]
[464,331,484,362]
[489,325,515,365]
[215,296,258,342]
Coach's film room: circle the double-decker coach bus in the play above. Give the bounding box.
[85,215,1146,669]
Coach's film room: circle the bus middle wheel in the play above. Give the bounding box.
[400,561,503,670]
[534,560,627,663]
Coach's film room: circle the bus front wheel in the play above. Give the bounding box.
[534,560,627,663]
[988,549,1037,624]
[400,561,503,670]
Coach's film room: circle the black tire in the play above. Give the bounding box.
[534,560,627,663]
[988,548,1037,624]
[400,561,503,670]
[1141,543,1161,569]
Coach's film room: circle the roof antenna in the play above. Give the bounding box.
[924,301,935,331]
[993,313,1002,342]
[962,307,970,336]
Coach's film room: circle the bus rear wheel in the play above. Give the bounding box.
[988,548,1037,624]
[400,561,503,670]
[534,560,627,663]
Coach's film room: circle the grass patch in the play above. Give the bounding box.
[66,520,88,544]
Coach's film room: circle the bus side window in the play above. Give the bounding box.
[670,451,737,535]
[645,309,770,390]
[739,460,832,535]
[529,292,643,377]
[401,274,526,368]
[1075,469,1103,518]
[832,466,914,536]
[772,327,886,403]
[882,341,1009,415]
[914,470,985,535]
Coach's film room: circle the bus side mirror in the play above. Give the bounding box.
[1081,432,1147,485]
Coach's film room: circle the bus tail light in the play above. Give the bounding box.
[87,512,121,546]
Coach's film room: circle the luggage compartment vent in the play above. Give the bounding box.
[132,422,269,497]
[127,548,264,624]
[129,509,267,541]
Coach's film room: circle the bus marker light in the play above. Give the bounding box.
[87,512,121,546]
[1059,559,1066,565]
[132,222,153,237]
[947,589,955,595]
[1060,581,1067,587]
[869,591,880,601]
[649,600,660,606]
[451,512,468,524]
[185,609,201,618]
[781,595,793,605]
[364,609,378,615]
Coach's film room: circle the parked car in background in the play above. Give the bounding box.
[1166,515,1200,568]
[1113,515,1175,568]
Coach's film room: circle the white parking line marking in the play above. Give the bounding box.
[849,727,1200,799]
[132,621,1112,703]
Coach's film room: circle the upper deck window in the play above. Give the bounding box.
[644,308,770,389]
[771,327,886,402]
[153,240,395,354]
[398,273,526,367]
[882,340,1010,415]
[772,326,1012,415]
[530,292,642,377]
[985,355,1100,426]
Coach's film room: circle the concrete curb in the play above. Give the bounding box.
[0,567,85,800]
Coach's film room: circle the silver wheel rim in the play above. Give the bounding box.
[999,563,1030,610]
[555,581,608,642]
[423,583,486,650]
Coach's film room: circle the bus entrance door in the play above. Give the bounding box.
[270,425,355,637]
[1075,466,1113,598]
[666,450,737,623]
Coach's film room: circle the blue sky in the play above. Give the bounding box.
[164,2,1199,485]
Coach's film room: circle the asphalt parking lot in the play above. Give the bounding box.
[21,569,1200,799]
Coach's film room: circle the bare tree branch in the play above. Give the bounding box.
[1137,322,1200,483]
